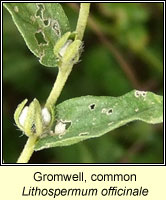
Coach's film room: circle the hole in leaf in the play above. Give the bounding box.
[43,19,50,26]
[135,90,147,98]
[142,91,147,97]
[89,104,96,110]
[52,21,59,30]
[135,90,140,98]
[35,31,47,45]
[107,108,113,115]
[51,20,61,36]
[64,121,72,129]
[36,3,44,19]
[79,132,89,136]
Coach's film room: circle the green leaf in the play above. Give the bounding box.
[35,90,163,151]
[4,3,70,67]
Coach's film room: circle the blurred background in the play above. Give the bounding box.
[3,3,163,163]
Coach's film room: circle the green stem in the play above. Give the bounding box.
[45,67,72,107]
[45,3,91,108]
[76,3,91,40]
[17,135,38,163]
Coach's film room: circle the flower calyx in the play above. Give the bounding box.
[14,99,54,137]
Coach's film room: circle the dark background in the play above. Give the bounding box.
[3,3,163,163]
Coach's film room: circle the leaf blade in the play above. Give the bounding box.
[4,3,70,67]
[35,90,163,151]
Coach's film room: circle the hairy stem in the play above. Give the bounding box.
[76,3,91,40]
[17,135,38,163]
[45,68,72,107]
[45,3,91,108]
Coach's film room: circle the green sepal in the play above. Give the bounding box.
[24,99,36,136]
[14,99,28,131]
[47,106,55,129]
[33,99,43,137]
[61,40,82,71]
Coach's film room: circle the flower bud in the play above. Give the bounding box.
[14,99,54,137]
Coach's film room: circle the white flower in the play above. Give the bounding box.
[18,106,29,127]
[42,108,51,126]
[54,121,66,135]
